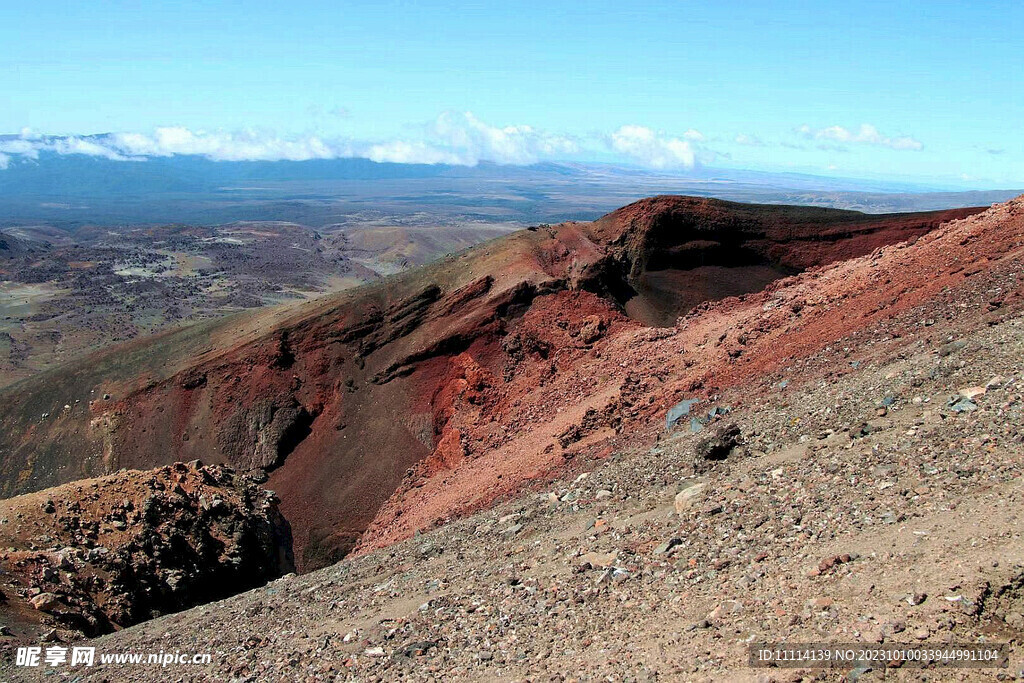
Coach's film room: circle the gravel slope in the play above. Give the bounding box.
[8,289,1023,682]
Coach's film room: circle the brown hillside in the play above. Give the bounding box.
[0,198,984,570]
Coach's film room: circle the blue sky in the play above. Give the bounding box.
[2,0,1022,187]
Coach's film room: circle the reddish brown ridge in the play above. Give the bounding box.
[0,196,993,569]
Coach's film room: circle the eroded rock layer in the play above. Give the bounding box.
[0,197,983,569]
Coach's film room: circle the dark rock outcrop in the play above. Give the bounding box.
[0,462,293,642]
[694,422,743,466]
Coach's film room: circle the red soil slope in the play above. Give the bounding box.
[0,198,985,569]
[357,199,1021,552]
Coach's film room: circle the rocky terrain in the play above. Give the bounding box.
[0,200,988,571]
[1,195,1021,680]
[0,462,292,649]
[0,199,982,575]
[2,193,1023,679]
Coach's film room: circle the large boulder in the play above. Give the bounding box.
[0,462,293,644]
[693,422,743,469]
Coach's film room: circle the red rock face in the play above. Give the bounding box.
[0,196,995,570]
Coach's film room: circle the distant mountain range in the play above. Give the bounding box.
[0,152,1020,228]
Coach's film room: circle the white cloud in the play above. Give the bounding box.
[0,113,581,168]
[609,125,697,169]
[426,111,578,165]
[52,136,133,160]
[0,129,356,167]
[108,127,351,161]
[734,133,764,146]
[363,112,579,165]
[0,116,717,171]
[0,137,44,159]
[365,140,467,165]
[798,123,923,151]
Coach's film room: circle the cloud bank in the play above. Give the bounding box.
[0,113,582,169]
[798,123,923,151]
[369,111,578,165]
[609,125,700,169]
[109,127,351,162]
[2,117,926,172]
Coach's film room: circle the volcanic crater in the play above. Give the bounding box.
[0,197,984,570]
